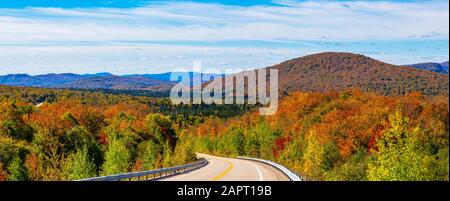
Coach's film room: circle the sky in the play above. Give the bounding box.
[0,0,448,75]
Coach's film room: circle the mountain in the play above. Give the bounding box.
[0,73,174,91]
[1,53,448,96]
[441,61,449,69]
[125,72,224,84]
[405,61,449,74]
[58,75,174,91]
[0,71,222,92]
[0,73,85,87]
[83,72,115,77]
[265,52,449,96]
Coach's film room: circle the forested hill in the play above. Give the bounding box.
[405,62,449,74]
[184,89,449,181]
[267,52,449,96]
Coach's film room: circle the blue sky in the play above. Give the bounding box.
[0,0,448,75]
[0,0,281,8]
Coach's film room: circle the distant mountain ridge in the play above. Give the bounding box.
[0,72,223,91]
[1,53,448,96]
[0,73,84,88]
[0,73,167,90]
[405,61,449,74]
[57,75,174,91]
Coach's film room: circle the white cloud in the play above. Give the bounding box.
[0,44,308,75]
[0,0,448,74]
[0,0,448,42]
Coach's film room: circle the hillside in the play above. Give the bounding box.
[184,89,449,181]
[405,62,449,74]
[58,75,174,91]
[266,52,449,96]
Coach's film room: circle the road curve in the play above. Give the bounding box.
[160,153,289,181]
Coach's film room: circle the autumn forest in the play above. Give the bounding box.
[0,82,448,181]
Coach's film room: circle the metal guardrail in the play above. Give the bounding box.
[237,156,302,181]
[76,158,208,181]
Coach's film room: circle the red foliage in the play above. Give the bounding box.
[98,132,108,145]
[0,163,7,181]
[273,135,292,158]
[368,122,388,153]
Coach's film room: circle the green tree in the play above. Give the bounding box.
[7,156,29,181]
[101,138,131,175]
[322,141,340,171]
[368,110,447,181]
[145,114,176,145]
[172,139,196,166]
[302,131,324,179]
[62,146,96,180]
[0,102,34,142]
[231,128,245,156]
[161,142,172,167]
[325,148,368,181]
[244,134,260,157]
[136,141,158,170]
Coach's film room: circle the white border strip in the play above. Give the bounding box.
[237,156,302,181]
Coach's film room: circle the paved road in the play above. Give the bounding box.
[160,153,289,181]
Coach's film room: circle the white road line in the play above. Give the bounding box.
[244,160,263,181]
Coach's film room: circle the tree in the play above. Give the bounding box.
[62,146,97,180]
[231,128,245,156]
[145,114,176,146]
[367,110,447,181]
[172,139,196,166]
[324,148,368,181]
[302,131,324,179]
[161,142,172,167]
[0,162,7,181]
[7,156,29,181]
[61,126,90,154]
[136,141,158,170]
[244,134,260,157]
[24,152,45,181]
[0,102,34,141]
[101,138,131,175]
[322,141,340,171]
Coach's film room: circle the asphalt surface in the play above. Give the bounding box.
[160,153,290,181]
